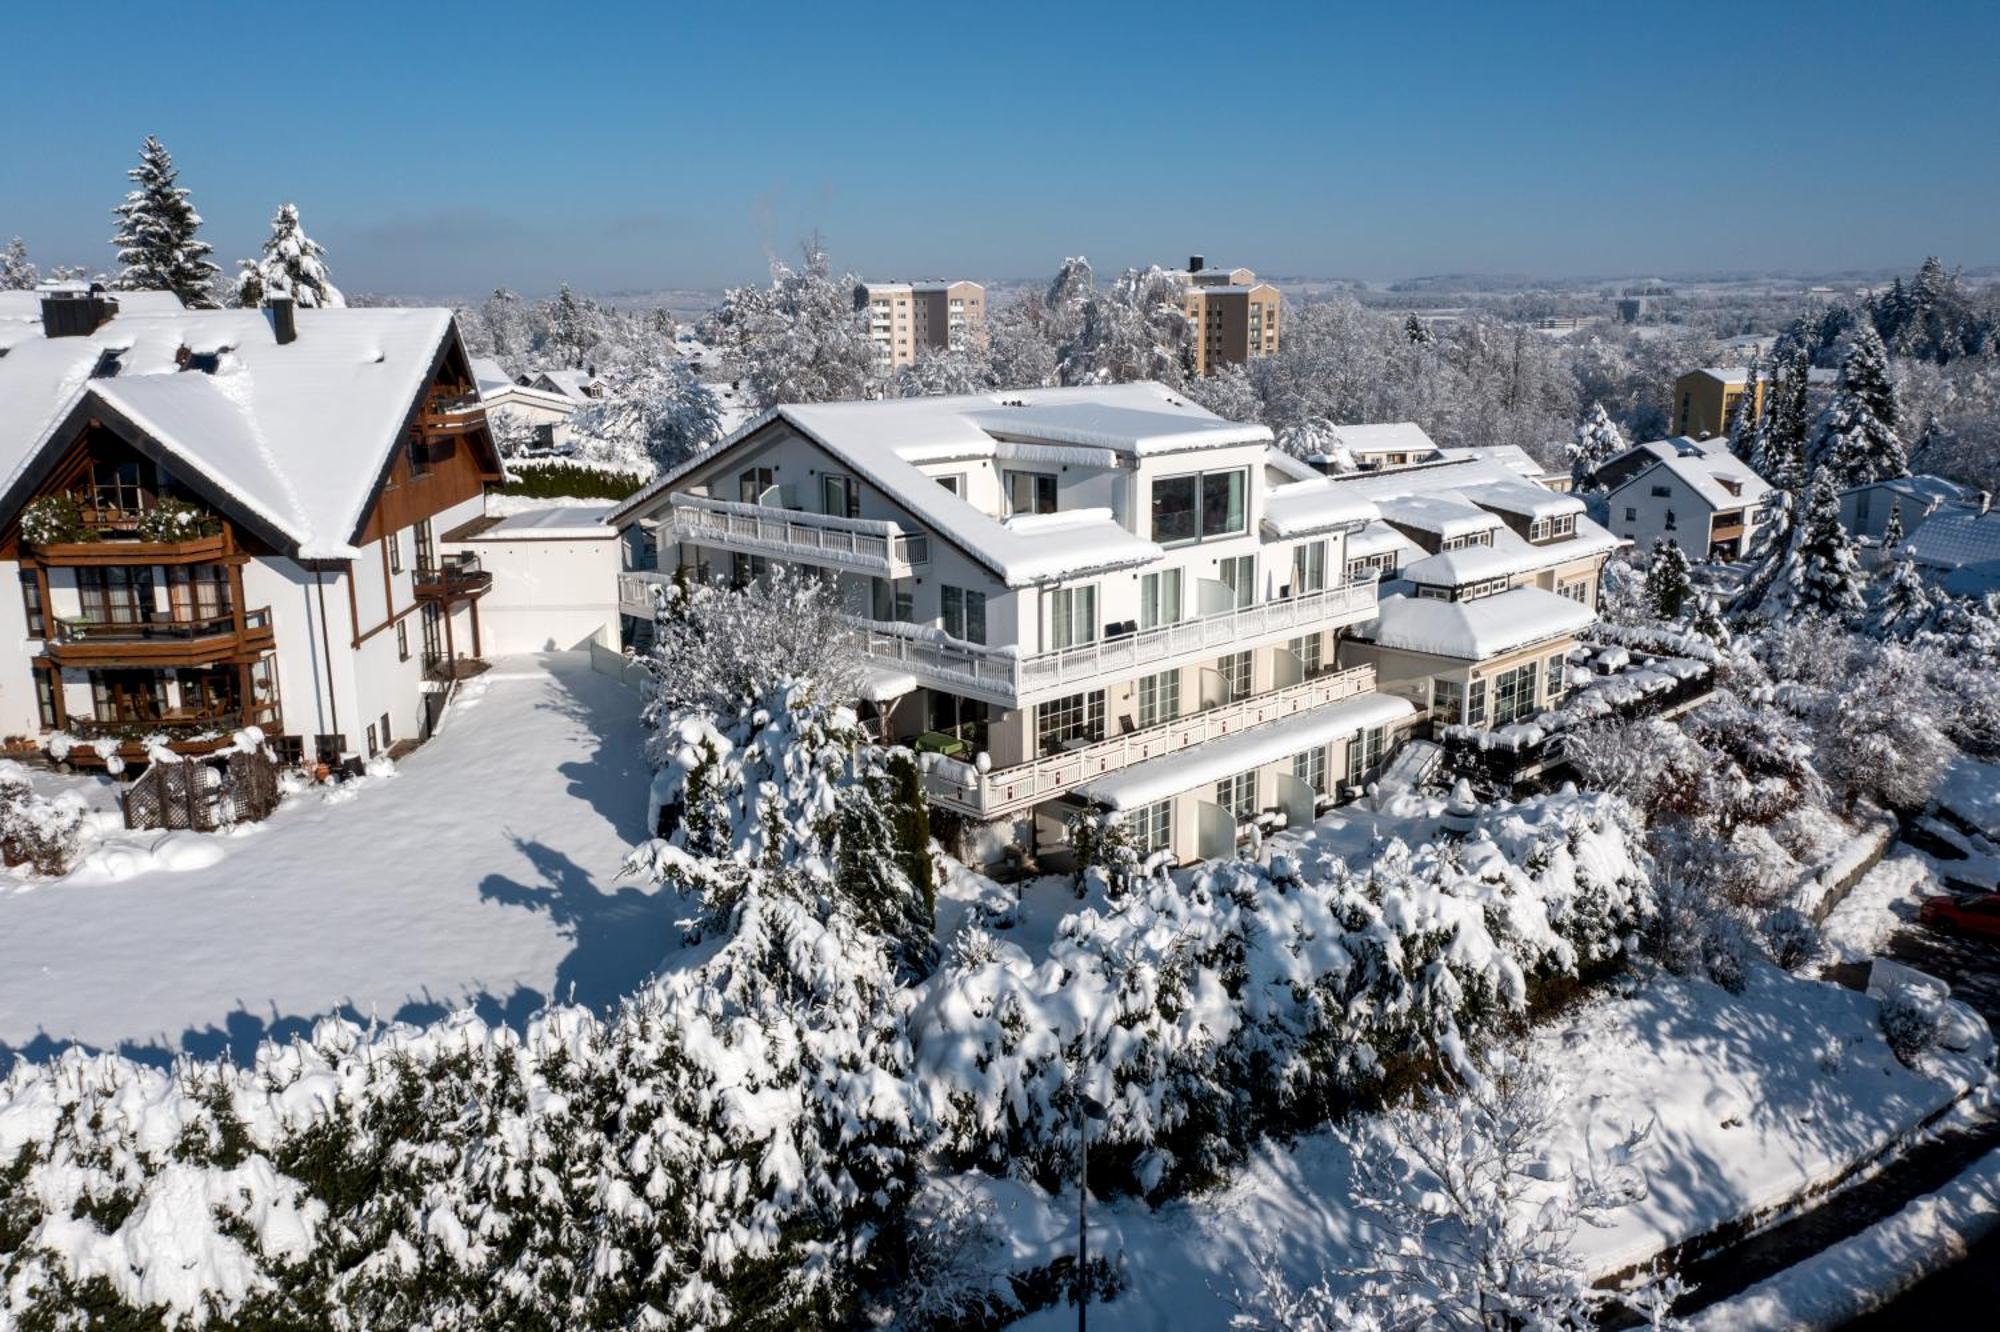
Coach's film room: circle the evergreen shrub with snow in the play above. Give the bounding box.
[1879,984,1944,1068]
[0,763,87,875]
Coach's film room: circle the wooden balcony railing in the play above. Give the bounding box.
[418,395,489,435]
[414,554,493,600]
[46,608,273,666]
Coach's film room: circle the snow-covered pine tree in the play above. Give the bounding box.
[1568,400,1626,490]
[1404,312,1435,346]
[1687,592,1731,646]
[1643,538,1693,619]
[109,135,220,306]
[1882,501,1905,554]
[707,239,879,409]
[1751,338,1812,490]
[1777,473,1868,619]
[1869,555,1936,641]
[0,237,35,290]
[1726,351,1763,459]
[235,202,344,308]
[1809,325,1906,487]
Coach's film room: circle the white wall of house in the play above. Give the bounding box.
[0,563,42,738]
[1604,467,1727,559]
[441,531,619,655]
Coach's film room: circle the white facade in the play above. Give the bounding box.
[441,506,620,655]
[1599,437,1771,561]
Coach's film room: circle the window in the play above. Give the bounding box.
[1490,661,1541,726]
[738,466,776,503]
[1431,677,1464,725]
[1345,725,1386,782]
[1150,468,1246,543]
[935,473,964,497]
[414,519,436,573]
[1288,633,1322,675]
[407,432,430,479]
[77,566,154,626]
[1545,652,1569,699]
[1465,678,1488,727]
[1216,771,1257,824]
[1624,506,1637,522]
[735,552,773,588]
[1036,690,1105,753]
[386,532,403,575]
[1650,484,1671,499]
[821,474,860,518]
[1140,569,1183,629]
[20,571,44,639]
[1048,585,1096,649]
[1348,551,1398,582]
[1137,669,1180,728]
[396,619,410,661]
[1217,650,1253,702]
[1130,799,1172,855]
[366,723,379,758]
[88,458,145,515]
[380,711,392,748]
[1558,580,1590,604]
[1293,745,1329,796]
[1005,470,1057,516]
[1218,555,1256,609]
[941,585,986,644]
[1291,540,1327,595]
[35,672,58,729]
[871,576,912,621]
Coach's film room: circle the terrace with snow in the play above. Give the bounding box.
[610,395,1627,869]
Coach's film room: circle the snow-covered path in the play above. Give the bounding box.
[0,653,668,1068]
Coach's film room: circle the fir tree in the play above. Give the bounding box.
[1687,592,1731,646]
[1726,351,1763,459]
[1643,539,1693,619]
[1870,556,1936,641]
[1404,312,1435,346]
[1809,325,1905,487]
[1568,401,1626,491]
[1882,501,1905,553]
[235,203,344,308]
[0,237,35,291]
[1752,339,1812,491]
[1779,473,1868,619]
[109,135,219,306]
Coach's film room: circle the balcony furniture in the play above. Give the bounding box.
[915,730,970,759]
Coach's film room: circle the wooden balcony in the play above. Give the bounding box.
[417,395,489,436]
[59,699,284,768]
[29,526,234,566]
[413,553,493,601]
[45,607,275,667]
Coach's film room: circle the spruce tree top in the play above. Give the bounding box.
[110,135,220,307]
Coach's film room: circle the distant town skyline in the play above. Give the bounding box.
[6,0,1997,298]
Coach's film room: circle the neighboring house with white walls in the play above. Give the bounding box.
[439,505,620,655]
[1595,436,1772,561]
[471,356,580,451]
[0,286,504,768]
[1839,474,1977,544]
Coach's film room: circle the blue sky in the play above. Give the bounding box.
[5,0,1996,297]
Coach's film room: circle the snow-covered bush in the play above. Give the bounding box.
[1880,983,1943,1068]
[18,493,94,547]
[0,761,87,875]
[1761,905,1824,972]
[133,495,220,542]
[1066,806,1148,899]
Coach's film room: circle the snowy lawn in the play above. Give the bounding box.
[0,653,669,1068]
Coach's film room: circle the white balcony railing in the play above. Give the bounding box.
[921,664,1379,817]
[860,575,1379,704]
[669,494,930,575]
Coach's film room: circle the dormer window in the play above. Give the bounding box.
[1005,470,1057,516]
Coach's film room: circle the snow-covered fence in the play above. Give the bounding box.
[123,750,279,832]
[588,638,651,691]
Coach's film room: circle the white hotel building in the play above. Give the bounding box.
[610,386,1616,867]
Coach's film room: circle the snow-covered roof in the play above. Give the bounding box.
[1604,437,1770,511]
[1263,447,1321,483]
[1401,516,1621,586]
[469,356,514,399]
[0,298,466,557]
[1327,422,1438,457]
[469,504,617,539]
[1434,444,1551,480]
[1377,493,1503,540]
[1261,478,1380,538]
[610,383,1255,586]
[1453,477,1585,521]
[1844,474,1973,508]
[1358,586,1597,661]
[1906,510,2000,571]
[1347,520,1426,562]
[1074,692,1417,810]
[531,368,605,399]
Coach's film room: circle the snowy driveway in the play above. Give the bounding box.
[0,653,671,1068]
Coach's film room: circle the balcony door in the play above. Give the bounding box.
[77,567,154,627]
[421,603,444,669]
[87,458,147,521]
[92,670,164,724]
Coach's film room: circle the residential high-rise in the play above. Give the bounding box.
[1179,256,1280,376]
[856,279,986,372]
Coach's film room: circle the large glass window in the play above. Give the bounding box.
[1130,799,1172,855]
[1217,650,1253,702]
[1048,585,1096,650]
[1150,474,1198,543]
[821,474,860,518]
[1288,633,1322,676]
[1218,555,1256,609]
[941,586,986,644]
[1005,471,1057,516]
[1139,569,1183,629]
[1291,540,1327,595]
[1199,470,1247,538]
[77,566,154,626]
[870,576,912,621]
[738,466,776,503]
[1491,661,1541,726]
[1036,690,1105,754]
[1346,725,1387,782]
[1137,669,1180,728]
[1431,677,1465,725]
[1216,771,1257,823]
[20,571,44,639]
[1546,652,1570,700]
[1293,745,1329,796]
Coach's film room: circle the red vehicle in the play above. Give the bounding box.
[1919,894,2000,940]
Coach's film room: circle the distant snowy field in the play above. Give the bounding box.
[0,654,672,1068]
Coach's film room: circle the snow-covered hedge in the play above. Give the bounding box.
[0,761,87,875]
[910,789,1654,1200]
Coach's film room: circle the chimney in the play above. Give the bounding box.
[1188,254,1205,273]
[39,282,116,338]
[264,293,296,345]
